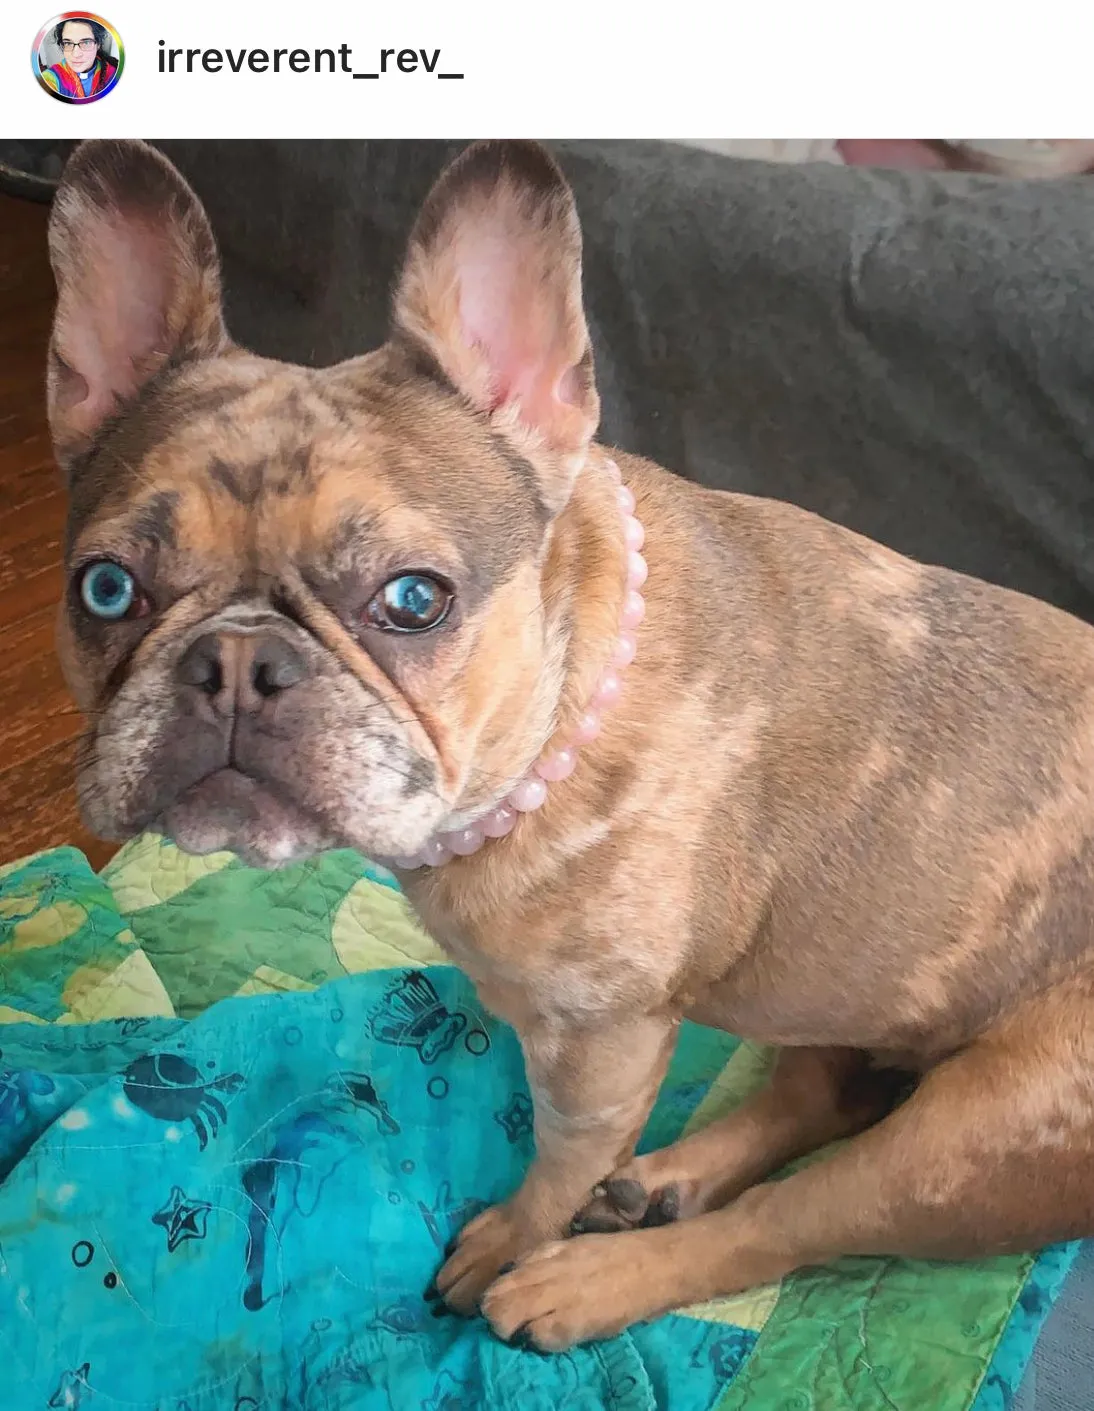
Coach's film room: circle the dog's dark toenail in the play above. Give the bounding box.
[430,1302,451,1318]
[444,1236,460,1258]
[571,1213,624,1235]
[505,1323,535,1350]
[424,1280,440,1302]
[497,1261,517,1276]
[605,1177,648,1217]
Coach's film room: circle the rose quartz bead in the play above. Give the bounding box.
[572,709,603,745]
[621,590,646,630]
[481,803,518,838]
[420,837,453,868]
[508,776,549,812]
[594,669,622,710]
[445,825,486,856]
[617,485,636,516]
[535,746,578,783]
[392,853,424,871]
[611,631,638,668]
[627,551,648,589]
[624,516,645,552]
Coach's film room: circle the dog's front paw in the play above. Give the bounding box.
[427,1202,545,1315]
[480,1231,668,1351]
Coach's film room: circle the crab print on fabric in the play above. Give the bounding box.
[121,1054,244,1150]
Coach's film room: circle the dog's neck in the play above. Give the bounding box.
[392,454,647,872]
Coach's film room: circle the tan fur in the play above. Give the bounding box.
[49,139,1094,1351]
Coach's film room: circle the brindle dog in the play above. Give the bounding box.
[46,138,1094,1350]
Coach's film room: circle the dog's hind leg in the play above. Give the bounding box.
[482,977,1094,1351]
[572,1045,910,1233]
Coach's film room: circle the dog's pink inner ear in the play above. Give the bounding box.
[52,219,173,430]
[456,233,571,421]
[394,142,599,458]
[47,140,227,465]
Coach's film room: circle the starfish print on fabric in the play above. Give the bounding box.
[494,1092,534,1144]
[152,1185,212,1252]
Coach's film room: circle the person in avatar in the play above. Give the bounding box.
[42,17,117,101]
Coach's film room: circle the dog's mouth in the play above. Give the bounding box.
[78,674,452,869]
[158,767,338,869]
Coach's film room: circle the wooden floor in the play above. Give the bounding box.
[0,191,114,870]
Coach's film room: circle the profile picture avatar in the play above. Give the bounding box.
[33,13,123,103]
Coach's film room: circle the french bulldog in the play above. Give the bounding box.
[46,138,1094,1351]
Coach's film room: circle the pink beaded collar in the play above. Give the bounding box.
[393,458,646,871]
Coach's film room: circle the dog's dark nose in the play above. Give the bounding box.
[176,632,307,715]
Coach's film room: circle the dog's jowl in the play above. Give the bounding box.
[47,138,1094,1350]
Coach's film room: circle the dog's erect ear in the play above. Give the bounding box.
[47,139,228,470]
[392,141,599,495]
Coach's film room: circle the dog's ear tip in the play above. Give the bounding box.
[481,138,564,183]
[55,139,197,221]
[423,140,571,222]
[60,136,157,181]
[458,137,558,170]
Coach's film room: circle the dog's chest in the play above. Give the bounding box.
[406,889,624,1026]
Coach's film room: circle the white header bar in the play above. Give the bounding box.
[3,0,1090,140]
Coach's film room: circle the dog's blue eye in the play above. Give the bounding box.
[79,561,138,621]
[368,574,452,634]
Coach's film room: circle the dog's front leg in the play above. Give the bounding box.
[430,1009,678,1315]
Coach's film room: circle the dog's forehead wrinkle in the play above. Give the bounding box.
[322,500,468,574]
[191,601,301,634]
